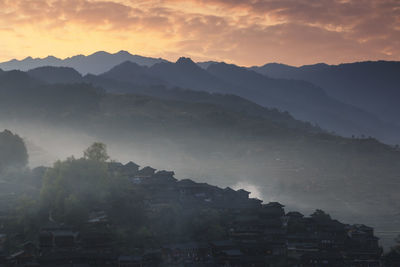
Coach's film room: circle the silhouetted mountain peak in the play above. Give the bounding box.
[90,51,110,57]
[259,63,292,68]
[44,55,58,60]
[115,50,132,56]
[207,62,257,77]
[176,57,196,66]
[105,61,148,75]
[100,60,165,86]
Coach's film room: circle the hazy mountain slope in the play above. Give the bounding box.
[207,62,400,144]
[251,61,400,127]
[91,82,319,132]
[0,69,42,89]
[0,50,166,75]
[94,59,400,144]
[0,70,101,118]
[24,66,321,133]
[26,60,400,144]
[148,57,232,93]
[28,66,83,84]
[100,61,167,87]
[0,70,400,246]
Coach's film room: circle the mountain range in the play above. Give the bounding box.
[7,51,399,144]
[251,61,400,129]
[0,50,166,75]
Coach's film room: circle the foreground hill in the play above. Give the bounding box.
[0,69,400,248]
[251,61,400,128]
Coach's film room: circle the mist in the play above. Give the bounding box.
[1,118,398,250]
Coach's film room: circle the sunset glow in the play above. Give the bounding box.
[0,0,399,65]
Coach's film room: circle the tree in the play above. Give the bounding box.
[0,130,28,172]
[83,142,109,162]
[40,154,110,225]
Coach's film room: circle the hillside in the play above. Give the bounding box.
[0,130,28,172]
[26,65,319,132]
[206,62,400,144]
[0,69,400,247]
[99,59,400,144]
[251,61,400,129]
[95,59,400,144]
[8,53,400,144]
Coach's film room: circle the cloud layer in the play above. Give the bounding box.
[0,0,398,65]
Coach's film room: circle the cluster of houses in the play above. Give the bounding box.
[0,161,392,266]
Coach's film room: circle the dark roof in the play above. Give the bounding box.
[140,166,156,172]
[107,162,123,168]
[249,198,263,204]
[224,187,236,193]
[263,202,285,208]
[125,161,140,168]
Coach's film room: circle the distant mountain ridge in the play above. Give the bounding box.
[251,61,400,128]
[3,51,399,144]
[0,50,167,75]
[91,58,400,144]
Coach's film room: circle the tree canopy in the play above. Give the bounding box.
[83,142,110,162]
[0,129,28,172]
[40,143,111,225]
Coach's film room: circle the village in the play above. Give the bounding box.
[0,161,390,266]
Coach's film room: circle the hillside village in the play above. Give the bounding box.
[0,160,389,266]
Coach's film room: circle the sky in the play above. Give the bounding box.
[0,0,399,66]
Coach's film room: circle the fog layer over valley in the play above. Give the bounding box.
[0,65,399,248]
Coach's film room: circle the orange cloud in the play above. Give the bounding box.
[0,0,398,66]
